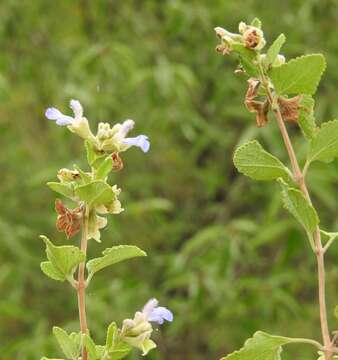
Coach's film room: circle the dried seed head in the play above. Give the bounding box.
[55,199,83,239]
[278,95,303,123]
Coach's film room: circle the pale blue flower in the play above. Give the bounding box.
[123,135,150,153]
[45,107,74,126]
[45,99,83,126]
[142,298,173,325]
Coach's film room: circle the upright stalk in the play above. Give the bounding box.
[258,63,333,359]
[78,205,89,360]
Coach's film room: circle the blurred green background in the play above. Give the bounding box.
[0,1,337,359]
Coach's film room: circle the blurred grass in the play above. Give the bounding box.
[0,1,337,359]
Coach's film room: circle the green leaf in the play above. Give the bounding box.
[85,140,104,166]
[53,327,79,360]
[106,322,118,349]
[232,43,259,77]
[220,331,294,360]
[84,334,98,360]
[233,140,290,181]
[108,342,132,360]
[47,182,75,199]
[298,95,316,140]
[87,245,146,279]
[264,34,286,68]
[250,18,262,28]
[278,179,319,235]
[307,120,338,163]
[95,156,113,180]
[74,165,92,185]
[40,235,85,281]
[270,54,326,95]
[40,261,65,281]
[75,181,115,206]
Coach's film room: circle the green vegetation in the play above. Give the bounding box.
[0,1,337,359]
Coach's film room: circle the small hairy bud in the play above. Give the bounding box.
[57,168,80,182]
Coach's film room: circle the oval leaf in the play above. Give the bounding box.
[233,140,290,181]
[53,327,79,360]
[307,119,338,163]
[278,179,319,235]
[87,245,146,279]
[220,331,294,360]
[270,54,326,95]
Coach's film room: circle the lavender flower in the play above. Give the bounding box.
[123,135,150,153]
[142,298,173,324]
[45,99,95,141]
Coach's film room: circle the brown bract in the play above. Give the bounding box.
[112,152,124,171]
[55,199,83,239]
[245,78,269,127]
[278,95,303,123]
[215,44,231,56]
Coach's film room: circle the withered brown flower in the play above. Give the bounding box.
[112,152,124,172]
[278,95,303,123]
[245,78,270,127]
[55,199,83,239]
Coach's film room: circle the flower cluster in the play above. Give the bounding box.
[215,20,266,54]
[46,99,150,154]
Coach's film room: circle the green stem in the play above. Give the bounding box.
[257,61,333,360]
[78,205,89,360]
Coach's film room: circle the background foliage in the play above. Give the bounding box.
[0,1,337,359]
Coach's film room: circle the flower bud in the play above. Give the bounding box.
[57,168,80,182]
[273,54,286,66]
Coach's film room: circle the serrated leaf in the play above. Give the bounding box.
[95,156,113,180]
[232,43,259,77]
[307,120,338,163]
[84,334,98,360]
[40,261,65,281]
[298,95,316,140]
[87,245,146,279]
[41,235,85,280]
[85,140,105,166]
[47,182,75,199]
[220,331,294,360]
[270,54,326,95]
[264,34,286,68]
[278,179,319,235]
[53,327,79,360]
[233,140,290,181]
[108,342,132,360]
[75,181,115,206]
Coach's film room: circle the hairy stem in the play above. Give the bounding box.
[258,63,332,359]
[78,205,89,360]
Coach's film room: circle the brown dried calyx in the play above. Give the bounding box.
[55,199,83,239]
[112,152,124,171]
[245,78,270,127]
[278,95,303,123]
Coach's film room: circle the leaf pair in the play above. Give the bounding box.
[233,141,319,240]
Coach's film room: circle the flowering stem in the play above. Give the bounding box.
[258,62,333,359]
[77,205,89,360]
